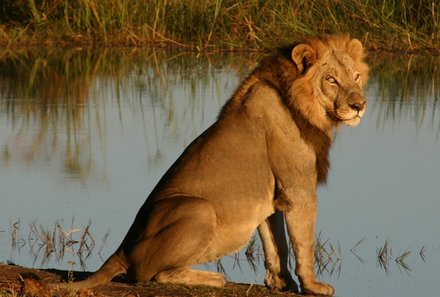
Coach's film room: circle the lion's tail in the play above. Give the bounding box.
[47,253,126,290]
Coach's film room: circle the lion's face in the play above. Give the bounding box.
[291,37,369,130]
[317,50,366,127]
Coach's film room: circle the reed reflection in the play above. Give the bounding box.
[0,48,252,181]
[368,53,440,133]
[0,49,439,182]
[1,49,438,297]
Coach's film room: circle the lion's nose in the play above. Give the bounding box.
[349,101,366,111]
[348,94,366,112]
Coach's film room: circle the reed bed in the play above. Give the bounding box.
[0,0,439,51]
[3,217,427,279]
[7,218,106,270]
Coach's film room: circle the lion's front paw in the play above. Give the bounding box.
[302,281,334,296]
[264,271,299,293]
[264,270,287,290]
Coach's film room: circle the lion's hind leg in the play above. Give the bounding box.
[128,196,223,285]
[155,268,226,287]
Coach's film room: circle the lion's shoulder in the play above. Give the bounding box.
[218,51,297,119]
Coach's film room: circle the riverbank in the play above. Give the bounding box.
[0,0,438,53]
[0,263,304,297]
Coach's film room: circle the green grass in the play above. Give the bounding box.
[0,0,439,51]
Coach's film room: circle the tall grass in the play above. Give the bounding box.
[0,0,439,51]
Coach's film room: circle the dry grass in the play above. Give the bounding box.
[7,218,108,270]
[2,218,431,287]
[376,239,392,274]
[0,0,439,52]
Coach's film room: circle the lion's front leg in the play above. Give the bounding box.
[284,199,334,296]
[258,210,298,293]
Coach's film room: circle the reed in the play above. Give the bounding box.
[7,217,105,269]
[350,236,366,263]
[419,245,426,262]
[4,220,426,278]
[395,249,411,272]
[376,239,392,274]
[244,234,259,272]
[0,0,438,51]
[314,232,342,277]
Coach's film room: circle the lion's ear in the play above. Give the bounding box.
[347,38,364,62]
[291,44,317,74]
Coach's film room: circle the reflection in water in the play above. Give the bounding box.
[1,49,439,296]
[2,217,423,279]
[0,48,255,180]
[1,50,95,177]
[1,50,438,180]
[368,53,440,135]
[8,217,107,270]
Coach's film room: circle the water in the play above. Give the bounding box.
[0,49,439,297]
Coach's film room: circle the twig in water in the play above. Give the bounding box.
[350,237,367,264]
[395,248,412,273]
[377,239,392,275]
[419,245,426,262]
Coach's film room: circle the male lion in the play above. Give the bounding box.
[49,34,368,296]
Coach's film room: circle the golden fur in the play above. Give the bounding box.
[49,34,369,296]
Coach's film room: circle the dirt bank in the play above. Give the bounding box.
[0,263,306,297]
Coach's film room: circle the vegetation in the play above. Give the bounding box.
[1,48,439,179]
[4,217,421,279]
[0,0,439,51]
[1,48,437,295]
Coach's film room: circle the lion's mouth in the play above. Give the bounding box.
[334,109,365,127]
[330,97,366,127]
[341,115,362,127]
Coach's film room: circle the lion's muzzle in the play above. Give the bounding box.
[347,92,366,114]
[334,91,366,127]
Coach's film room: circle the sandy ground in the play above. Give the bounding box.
[0,263,307,297]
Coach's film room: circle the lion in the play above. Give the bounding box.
[49,34,368,296]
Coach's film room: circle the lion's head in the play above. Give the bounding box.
[289,35,369,130]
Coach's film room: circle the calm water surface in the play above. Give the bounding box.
[0,49,439,297]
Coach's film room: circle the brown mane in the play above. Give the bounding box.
[219,35,368,184]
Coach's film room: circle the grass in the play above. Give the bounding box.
[5,217,427,278]
[419,245,426,262]
[350,236,367,263]
[7,218,107,270]
[376,239,392,274]
[314,232,342,277]
[375,240,414,274]
[0,0,439,52]
[395,248,412,272]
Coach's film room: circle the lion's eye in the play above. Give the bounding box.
[327,77,337,84]
[355,73,360,81]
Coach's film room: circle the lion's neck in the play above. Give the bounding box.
[220,51,333,184]
[258,52,333,183]
[291,107,332,184]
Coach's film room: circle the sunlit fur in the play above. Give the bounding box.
[222,34,369,183]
